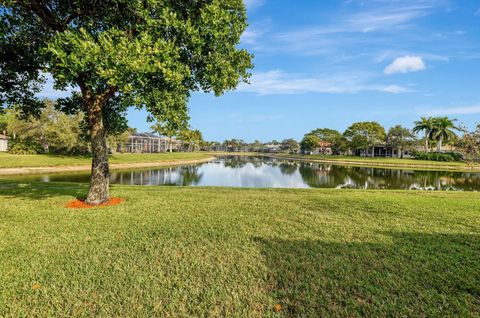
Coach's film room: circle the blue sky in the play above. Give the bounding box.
[43,0,480,142]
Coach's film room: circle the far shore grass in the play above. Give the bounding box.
[0,182,478,317]
[1,151,479,172]
[0,152,212,169]
[268,153,480,171]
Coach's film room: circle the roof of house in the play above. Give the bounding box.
[128,132,180,142]
[318,141,332,147]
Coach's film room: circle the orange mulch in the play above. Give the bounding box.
[66,197,124,209]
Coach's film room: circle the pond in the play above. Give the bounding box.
[4,156,480,191]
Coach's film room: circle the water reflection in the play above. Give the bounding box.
[5,156,480,191]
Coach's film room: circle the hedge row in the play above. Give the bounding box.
[412,151,463,162]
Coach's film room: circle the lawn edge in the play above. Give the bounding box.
[0,156,216,176]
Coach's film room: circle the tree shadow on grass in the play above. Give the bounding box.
[0,180,88,200]
[257,232,479,317]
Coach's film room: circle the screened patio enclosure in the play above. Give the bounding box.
[124,133,182,153]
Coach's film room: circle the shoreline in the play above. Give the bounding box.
[1,152,478,175]
[260,154,480,172]
[0,156,216,176]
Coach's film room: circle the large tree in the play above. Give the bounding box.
[300,134,321,153]
[1,0,253,204]
[386,125,416,158]
[343,121,386,156]
[307,128,345,154]
[280,138,299,153]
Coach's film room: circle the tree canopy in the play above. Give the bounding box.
[386,125,416,157]
[300,134,321,152]
[281,138,299,153]
[430,117,458,152]
[344,121,386,152]
[1,0,253,204]
[306,128,346,154]
[413,117,435,153]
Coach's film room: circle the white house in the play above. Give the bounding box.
[0,133,8,152]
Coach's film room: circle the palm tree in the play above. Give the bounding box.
[179,129,203,152]
[430,117,458,152]
[413,117,434,153]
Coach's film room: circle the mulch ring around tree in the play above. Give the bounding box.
[66,197,124,209]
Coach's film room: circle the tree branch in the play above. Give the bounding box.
[97,86,117,104]
[24,0,69,31]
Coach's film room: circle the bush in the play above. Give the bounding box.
[412,151,463,162]
[7,139,43,155]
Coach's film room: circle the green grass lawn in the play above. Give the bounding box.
[0,152,212,168]
[0,182,478,317]
[271,153,478,170]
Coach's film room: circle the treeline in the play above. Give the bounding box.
[217,117,480,163]
[299,117,480,162]
[0,100,130,155]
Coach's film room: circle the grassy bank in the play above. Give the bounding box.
[268,153,479,171]
[2,152,477,172]
[0,182,478,317]
[0,152,212,169]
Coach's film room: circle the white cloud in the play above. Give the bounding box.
[241,29,262,44]
[237,70,409,95]
[419,104,480,116]
[381,85,409,93]
[348,6,430,33]
[244,0,265,9]
[277,2,439,40]
[263,1,447,58]
[384,55,426,74]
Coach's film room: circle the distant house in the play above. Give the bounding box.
[0,133,8,152]
[263,144,282,153]
[125,133,182,153]
[354,144,415,158]
[303,141,333,155]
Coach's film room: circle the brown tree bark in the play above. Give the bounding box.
[78,81,116,205]
[85,104,110,205]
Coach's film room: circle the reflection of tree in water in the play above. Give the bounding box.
[222,156,276,169]
[297,163,480,190]
[109,156,480,190]
[299,163,349,188]
[222,156,249,169]
[279,162,298,175]
[409,170,480,190]
[178,165,203,186]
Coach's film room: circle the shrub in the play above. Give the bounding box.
[7,139,43,155]
[412,151,463,162]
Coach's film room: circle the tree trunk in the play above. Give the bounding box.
[85,106,109,205]
[398,147,402,158]
[425,137,429,153]
[169,136,173,153]
[437,136,443,153]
